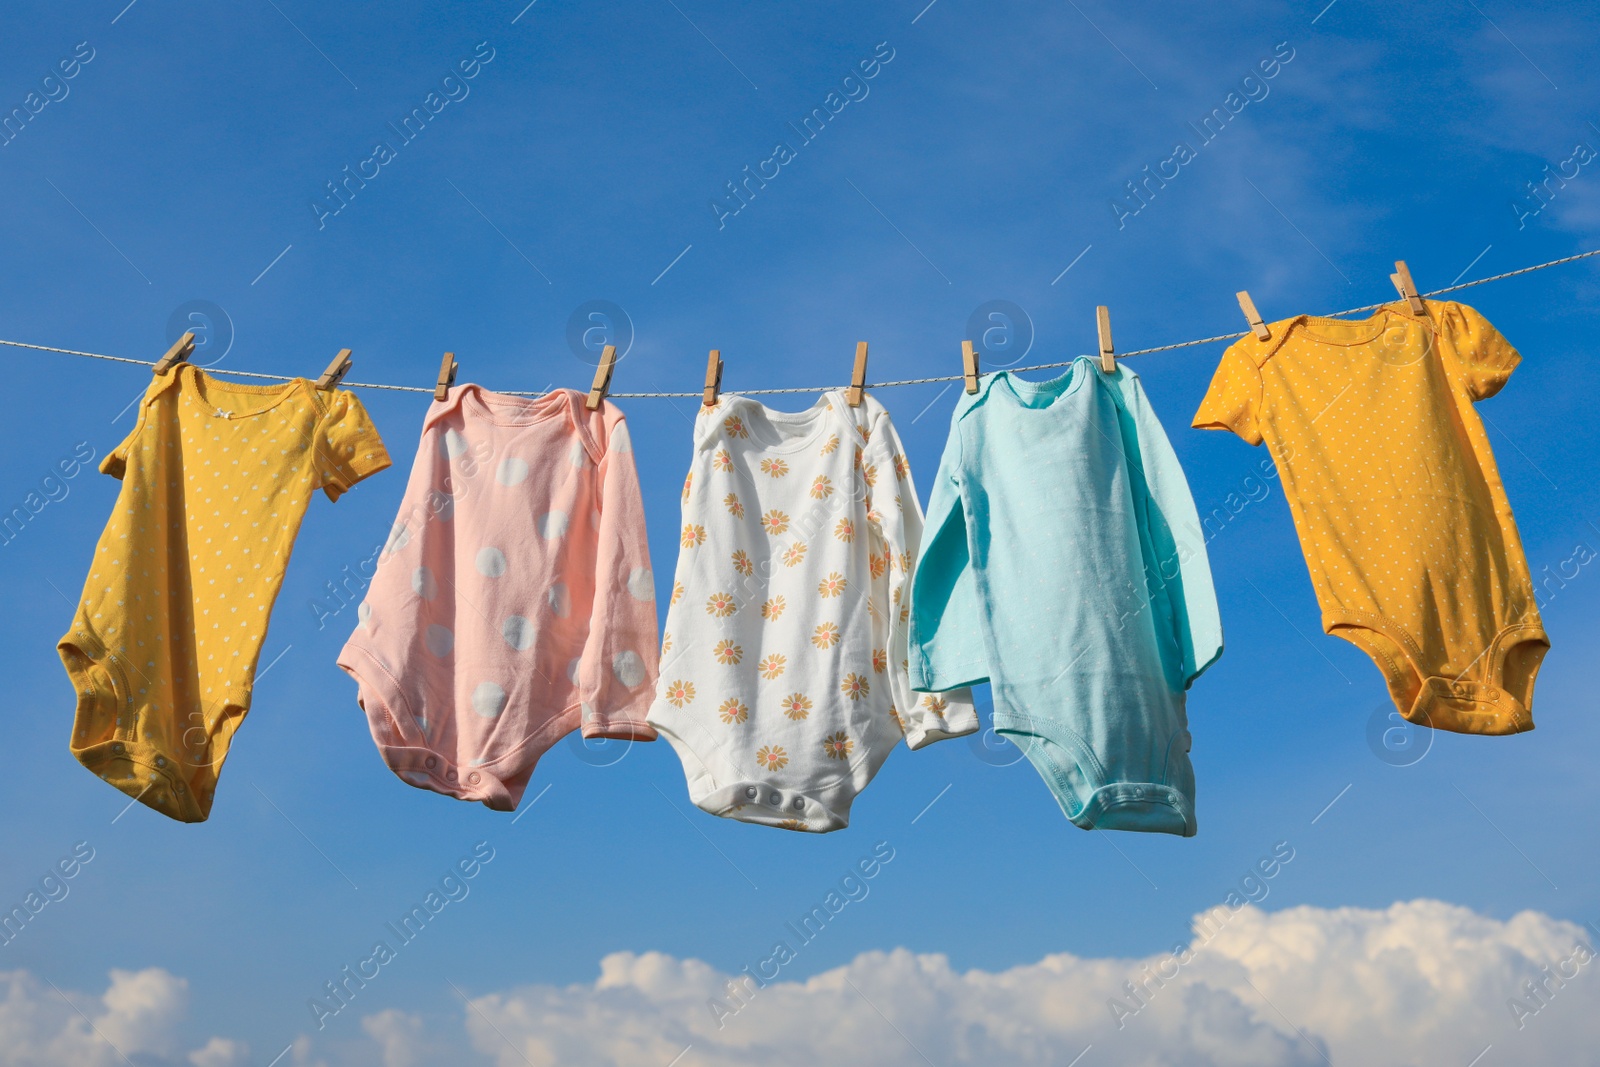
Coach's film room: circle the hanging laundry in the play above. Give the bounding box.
[910,360,1222,837]
[339,386,659,811]
[1193,299,1547,734]
[59,364,391,822]
[648,392,977,833]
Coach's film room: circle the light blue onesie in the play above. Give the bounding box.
[908,359,1222,836]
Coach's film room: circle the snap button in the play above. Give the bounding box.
[446,769,458,782]
[1484,686,1498,699]
[112,743,124,754]
[744,786,758,799]
[791,797,805,811]
[467,772,481,785]
[424,755,438,769]
[768,792,782,806]
[155,756,166,767]
[174,782,184,793]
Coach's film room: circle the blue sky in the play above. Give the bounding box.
[2,1,1600,1064]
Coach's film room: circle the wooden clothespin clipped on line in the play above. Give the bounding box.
[845,341,869,407]
[1096,306,1116,373]
[434,352,459,402]
[152,331,195,375]
[1236,291,1271,341]
[586,345,618,411]
[316,348,353,390]
[1391,260,1426,315]
[962,339,980,394]
[702,349,723,407]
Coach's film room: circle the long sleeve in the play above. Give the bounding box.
[1125,376,1223,690]
[863,409,978,749]
[578,408,659,740]
[908,404,989,692]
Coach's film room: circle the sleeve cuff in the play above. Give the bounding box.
[323,438,393,501]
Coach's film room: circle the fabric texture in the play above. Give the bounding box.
[339,386,658,811]
[1193,299,1547,735]
[910,359,1222,837]
[60,364,390,822]
[647,391,977,833]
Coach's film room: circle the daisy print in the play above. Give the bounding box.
[714,639,743,665]
[724,414,749,439]
[818,572,847,598]
[893,453,909,479]
[682,472,693,500]
[705,591,737,617]
[718,697,748,724]
[822,731,853,761]
[780,692,812,720]
[779,818,808,832]
[671,580,685,605]
[761,596,786,621]
[811,623,840,649]
[681,524,706,548]
[760,509,790,535]
[664,679,696,708]
[724,492,745,519]
[834,518,854,543]
[887,704,904,733]
[869,552,888,580]
[759,457,790,478]
[731,549,754,577]
[756,745,788,771]
[862,463,879,487]
[661,632,673,654]
[713,448,733,472]
[758,653,787,680]
[840,673,870,700]
[871,648,887,673]
[819,433,839,455]
[780,542,807,568]
[919,694,949,715]
[810,475,834,499]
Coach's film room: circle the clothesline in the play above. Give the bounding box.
[4,248,1597,398]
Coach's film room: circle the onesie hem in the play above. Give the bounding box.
[646,711,856,833]
[338,642,579,811]
[581,716,658,742]
[60,629,213,823]
[1326,610,1544,736]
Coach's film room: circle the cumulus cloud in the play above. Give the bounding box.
[0,968,241,1067]
[440,899,1600,1067]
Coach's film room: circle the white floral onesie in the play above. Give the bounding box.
[647,390,977,832]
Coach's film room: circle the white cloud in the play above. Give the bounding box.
[438,899,1600,1067]
[0,968,240,1067]
[4,900,1598,1066]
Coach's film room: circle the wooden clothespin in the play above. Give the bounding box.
[433,352,458,402]
[585,344,618,411]
[1236,291,1270,341]
[152,331,195,376]
[961,339,980,394]
[315,348,353,390]
[702,349,723,407]
[845,341,868,407]
[1096,306,1116,373]
[1391,260,1426,314]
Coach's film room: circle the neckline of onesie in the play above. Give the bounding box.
[1291,303,1421,347]
[715,391,854,455]
[991,357,1095,409]
[458,384,573,428]
[177,363,308,420]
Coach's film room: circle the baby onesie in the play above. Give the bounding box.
[1193,300,1547,734]
[339,386,658,811]
[647,391,977,832]
[59,364,391,822]
[909,360,1222,837]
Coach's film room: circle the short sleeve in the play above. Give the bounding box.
[1438,302,1521,401]
[1191,345,1264,446]
[315,388,392,501]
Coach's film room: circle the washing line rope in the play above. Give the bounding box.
[3,248,1597,398]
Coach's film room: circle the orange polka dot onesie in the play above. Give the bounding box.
[1193,300,1547,735]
